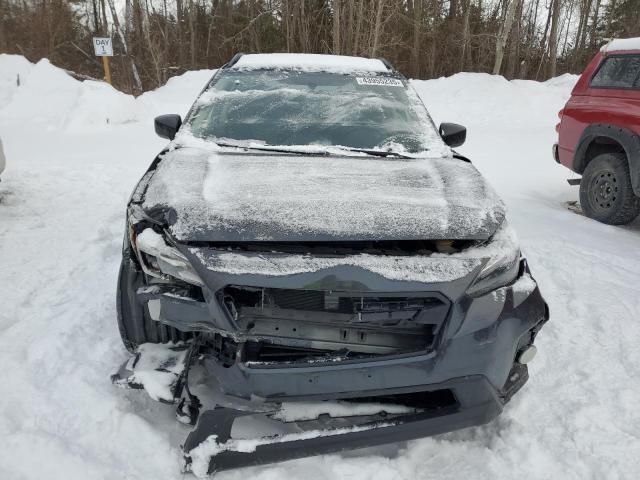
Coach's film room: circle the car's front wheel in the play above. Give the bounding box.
[579,152,640,225]
[116,255,191,352]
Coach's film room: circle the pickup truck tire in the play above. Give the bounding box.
[579,152,640,225]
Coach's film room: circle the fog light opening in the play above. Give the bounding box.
[517,345,537,364]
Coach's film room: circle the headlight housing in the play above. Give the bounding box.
[466,222,521,296]
[131,225,203,287]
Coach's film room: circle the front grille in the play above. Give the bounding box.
[222,286,450,325]
[220,286,450,363]
[244,342,342,363]
[271,288,325,311]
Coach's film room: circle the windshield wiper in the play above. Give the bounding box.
[214,141,329,156]
[333,147,413,159]
[213,140,413,159]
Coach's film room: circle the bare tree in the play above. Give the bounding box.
[370,0,386,57]
[493,0,520,74]
[460,0,471,71]
[2,0,635,93]
[106,0,143,91]
[548,0,562,78]
[333,0,341,54]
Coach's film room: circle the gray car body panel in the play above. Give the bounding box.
[134,256,546,400]
[122,146,545,405]
[141,148,506,242]
[141,247,485,334]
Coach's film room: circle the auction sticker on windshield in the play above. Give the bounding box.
[356,77,404,87]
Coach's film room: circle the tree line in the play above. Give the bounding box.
[1,0,638,94]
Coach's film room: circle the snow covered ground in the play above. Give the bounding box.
[1,55,640,479]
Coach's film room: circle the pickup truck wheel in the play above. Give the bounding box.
[579,152,640,225]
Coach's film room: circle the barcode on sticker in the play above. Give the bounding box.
[356,77,404,87]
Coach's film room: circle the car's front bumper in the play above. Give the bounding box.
[126,251,547,404]
[117,249,548,473]
[183,374,507,475]
[201,279,545,403]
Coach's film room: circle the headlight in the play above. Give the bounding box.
[466,222,520,296]
[133,227,204,287]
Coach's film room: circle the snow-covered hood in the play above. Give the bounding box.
[141,147,505,242]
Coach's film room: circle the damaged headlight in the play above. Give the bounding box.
[131,225,204,287]
[466,223,521,296]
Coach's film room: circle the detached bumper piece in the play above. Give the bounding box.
[183,377,503,476]
[111,343,190,403]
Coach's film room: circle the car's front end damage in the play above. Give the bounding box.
[113,148,548,476]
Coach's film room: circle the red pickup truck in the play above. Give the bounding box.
[554,38,640,225]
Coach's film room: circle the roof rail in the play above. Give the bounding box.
[226,53,245,68]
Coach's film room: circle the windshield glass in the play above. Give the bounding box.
[186,70,446,155]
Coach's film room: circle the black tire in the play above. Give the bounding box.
[116,256,191,352]
[579,152,640,225]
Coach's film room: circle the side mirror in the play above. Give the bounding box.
[154,114,182,140]
[439,122,466,148]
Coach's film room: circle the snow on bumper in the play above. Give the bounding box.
[111,343,189,403]
[183,375,504,476]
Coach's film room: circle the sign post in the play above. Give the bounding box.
[93,37,114,85]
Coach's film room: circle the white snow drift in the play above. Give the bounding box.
[2,54,640,480]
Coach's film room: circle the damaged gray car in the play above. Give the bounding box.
[113,53,548,476]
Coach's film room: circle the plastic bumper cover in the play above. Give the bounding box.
[199,280,547,402]
[183,375,504,475]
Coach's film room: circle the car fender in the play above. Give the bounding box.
[574,123,640,196]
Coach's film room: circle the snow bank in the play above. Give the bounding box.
[137,69,215,118]
[0,54,33,109]
[544,72,580,89]
[411,72,578,131]
[0,56,143,129]
[0,55,215,131]
[411,71,579,202]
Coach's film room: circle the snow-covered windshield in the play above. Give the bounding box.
[187,70,445,155]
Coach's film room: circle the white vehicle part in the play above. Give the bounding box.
[135,228,204,286]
